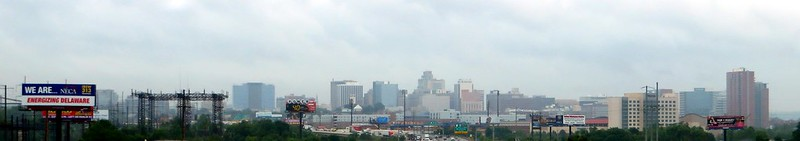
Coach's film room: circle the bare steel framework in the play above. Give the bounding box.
[132,90,227,139]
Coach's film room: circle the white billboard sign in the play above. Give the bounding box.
[93,110,109,120]
[563,115,586,125]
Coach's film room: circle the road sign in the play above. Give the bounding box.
[455,123,469,135]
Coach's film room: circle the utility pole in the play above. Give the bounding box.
[402,90,407,126]
[2,84,12,139]
[491,90,500,141]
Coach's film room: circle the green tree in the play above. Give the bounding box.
[81,120,125,141]
[793,121,800,141]
[732,127,770,141]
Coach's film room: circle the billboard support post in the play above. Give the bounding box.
[299,112,304,139]
[723,129,728,141]
[66,121,71,141]
[568,125,572,137]
[55,110,62,141]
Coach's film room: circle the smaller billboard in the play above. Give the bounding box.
[555,115,564,125]
[375,117,389,124]
[41,110,94,119]
[707,116,745,130]
[563,115,586,125]
[93,110,109,121]
[530,115,544,129]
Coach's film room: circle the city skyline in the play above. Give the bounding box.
[1,1,799,113]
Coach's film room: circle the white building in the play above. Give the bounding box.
[330,80,363,109]
[430,109,460,120]
[622,91,681,130]
[420,94,451,112]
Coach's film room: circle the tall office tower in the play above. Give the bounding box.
[607,96,629,129]
[623,90,681,130]
[232,82,276,111]
[330,80,354,109]
[331,80,363,109]
[455,79,484,113]
[711,92,727,116]
[679,88,719,116]
[454,79,473,111]
[754,82,770,128]
[408,71,446,109]
[416,71,446,94]
[726,68,769,128]
[486,90,556,114]
[372,81,399,107]
[96,89,119,110]
[420,94,452,112]
[364,90,375,106]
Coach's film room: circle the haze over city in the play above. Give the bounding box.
[1,0,799,115]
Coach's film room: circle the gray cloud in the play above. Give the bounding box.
[1,0,798,112]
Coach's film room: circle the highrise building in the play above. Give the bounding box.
[96,89,119,110]
[420,94,451,112]
[726,68,769,128]
[455,79,484,113]
[330,80,350,109]
[364,89,375,106]
[607,96,629,129]
[461,90,484,113]
[679,88,719,116]
[622,90,681,130]
[486,90,555,114]
[372,81,399,107]
[754,82,770,128]
[232,82,276,111]
[711,92,727,116]
[416,71,446,94]
[408,71,446,109]
[330,80,363,109]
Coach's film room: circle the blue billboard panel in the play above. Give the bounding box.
[376,117,390,124]
[22,84,96,96]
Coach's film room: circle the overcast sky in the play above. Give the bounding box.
[1,0,798,112]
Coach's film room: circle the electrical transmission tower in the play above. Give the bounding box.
[133,90,227,139]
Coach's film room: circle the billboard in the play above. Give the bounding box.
[563,115,586,125]
[375,117,389,124]
[42,110,94,119]
[530,115,544,129]
[285,99,315,113]
[707,116,745,130]
[93,110,109,121]
[555,115,564,125]
[22,84,96,107]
